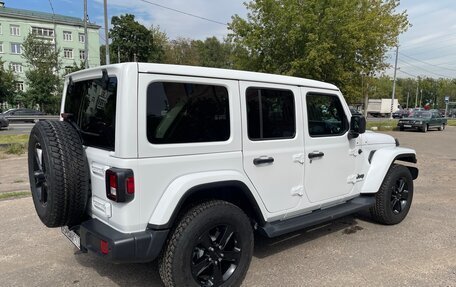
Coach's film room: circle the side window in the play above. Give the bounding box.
[306,93,348,137]
[146,82,230,144]
[246,88,295,140]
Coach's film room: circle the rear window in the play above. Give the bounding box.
[64,77,117,151]
[146,82,230,144]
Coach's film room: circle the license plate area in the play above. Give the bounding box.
[404,125,412,128]
[61,226,81,250]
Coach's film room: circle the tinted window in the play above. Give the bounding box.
[146,82,230,144]
[246,88,295,140]
[306,93,348,137]
[64,77,117,151]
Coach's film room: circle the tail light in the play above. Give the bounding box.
[105,168,135,202]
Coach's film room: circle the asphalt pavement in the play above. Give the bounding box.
[0,123,35,135]
[0,127,456,286]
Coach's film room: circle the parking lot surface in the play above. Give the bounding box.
[1,127,455,286]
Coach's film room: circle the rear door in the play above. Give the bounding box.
[240,82,304,213]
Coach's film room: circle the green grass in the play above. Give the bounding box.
[447,119,456,126]
[366,119,398,131]
[0,191,30,200]
[0,134,29,155]
[0,134,29,145]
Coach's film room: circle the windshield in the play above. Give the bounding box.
[64,76,117,151]
[411,111,431,118]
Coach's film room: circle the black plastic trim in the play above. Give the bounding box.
[258,196,376,238]
[368,150,376,164]
[79,219,168,263]
[147,180,266,230]
[394,153,417,164]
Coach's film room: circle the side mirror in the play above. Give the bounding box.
[348,115,366,139]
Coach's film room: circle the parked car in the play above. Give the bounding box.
[0,114,9,129]
[392,109,409,118]
[28,63,418,287]
[2,108,46,123]
[397,110,447,132]
[3,108,46,116]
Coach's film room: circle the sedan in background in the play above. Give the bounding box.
[392,109,409,118]
[0,114,9,129]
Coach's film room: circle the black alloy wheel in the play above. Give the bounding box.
[191,224,242,286]
[32,142,48,206]
[391,177,409,215]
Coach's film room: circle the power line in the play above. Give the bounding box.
[399,58,449,78]
[400,53,456,72]
[397,69,417,78]
[137,0,227,26]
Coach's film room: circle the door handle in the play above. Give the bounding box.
[253,157,274,165]
[308,152,324,159]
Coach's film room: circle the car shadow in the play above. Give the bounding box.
[74,252,164,286]
[72,215,366,286]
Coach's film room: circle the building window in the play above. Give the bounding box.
[32,26,55,37]
[63,31,72,41]
[79,33,85,43]
[64,66,73,74]
[10,63,23,73]
[15,82,24,92]
[79,50,86,61]
[10,24,20,36]
[0,43,3,53]
[11,43,21,54]
[64,48,73,59]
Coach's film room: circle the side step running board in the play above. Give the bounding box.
[258,196,376,238]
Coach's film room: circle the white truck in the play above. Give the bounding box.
[367,98,400,117]
[28,63,418,287]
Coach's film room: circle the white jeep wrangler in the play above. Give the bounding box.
[28,63,418,287]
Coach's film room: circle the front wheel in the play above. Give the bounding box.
[370,164,414,225]
[159,200,253,287]
[421,124,428,133]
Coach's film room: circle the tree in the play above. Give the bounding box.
[194,37,233,68]
[0,57,17,107]
[110,14,152,62]
[149,25,168,63]
[164,38,201,65]
[22,33,62,113]
[228,0,409,103]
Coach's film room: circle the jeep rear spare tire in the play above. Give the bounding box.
[28,120,89,227]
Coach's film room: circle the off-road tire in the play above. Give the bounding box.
[159,200,253,287]
[370,164,414,225]
[28,120,89,227]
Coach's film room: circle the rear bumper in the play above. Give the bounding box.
[79,219,169,263]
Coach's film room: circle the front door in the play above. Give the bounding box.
[241,82,304,213]
[303,90,358,203]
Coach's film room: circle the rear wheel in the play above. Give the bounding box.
[370,164,414,225]
[159,200,253,287]
[438,124,445,131]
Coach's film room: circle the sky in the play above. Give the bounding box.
[5,0,456,78]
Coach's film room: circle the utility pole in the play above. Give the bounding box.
[420,89,423,107]
[83,0,89,68]
[390,45,399,119]
[415,79,419,108]
[406,91,409,109]
[103,0,110,65]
